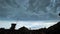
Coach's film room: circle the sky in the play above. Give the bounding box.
[0,0,60,29]
[0,20,58,30]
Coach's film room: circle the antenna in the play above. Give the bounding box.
[16,17,19,23]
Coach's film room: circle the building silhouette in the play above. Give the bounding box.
[10,23,16,30]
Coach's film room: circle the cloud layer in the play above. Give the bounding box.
[0,21,58,29]
[0,0,60,21]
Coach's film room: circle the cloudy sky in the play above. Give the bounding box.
[0,0,60,29]
[0,21,58,29]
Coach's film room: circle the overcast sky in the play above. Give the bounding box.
[0,0,60,21]
[0,21,58,29]
[0,0,60,29]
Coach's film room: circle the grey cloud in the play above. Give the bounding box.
[0,0,60,21]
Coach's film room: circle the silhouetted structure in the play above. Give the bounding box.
[0,22,60,34]
[47,22,60,34]
[10,23,16,30]
[18,26,28,31]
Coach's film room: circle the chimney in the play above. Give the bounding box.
[10,23,16,30]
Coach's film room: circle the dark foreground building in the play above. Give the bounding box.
[0,22,60,34]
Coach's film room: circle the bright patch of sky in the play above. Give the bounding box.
[0,20,59,30]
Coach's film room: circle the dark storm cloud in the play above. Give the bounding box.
[0,0,60,21]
